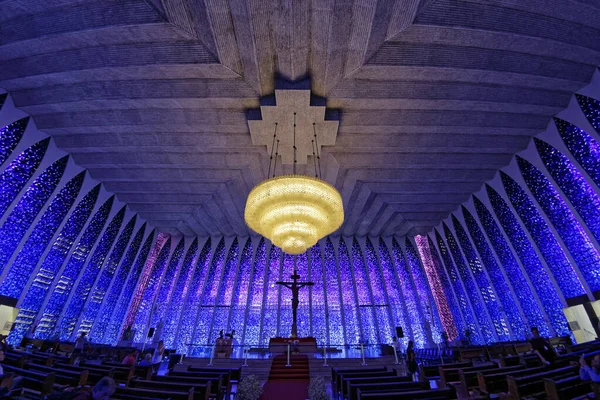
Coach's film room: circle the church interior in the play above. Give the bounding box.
[1,0,600,399]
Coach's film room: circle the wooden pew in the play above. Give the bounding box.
[419,361,471,383]
[169,370,231,398]
[2,352,25,368]
[55,362,116,385]
[102,361,153,380]
[128,378,210,400]
[545,375,592,400]
[335,371,398,399]
[506,365,578,400]
[357,387,454,399]
[27,363,89,387]
[2,364,55,396]
[80,361,135,383]
[342,376,412,400]
[153,375,223,399]
[188,366,242,382]
[438,362,496,389]
[347,381,422,400]
[331,367,387,396]
[114,385,194,400]
[477,365,544,396]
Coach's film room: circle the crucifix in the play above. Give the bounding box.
[277,256,314,338]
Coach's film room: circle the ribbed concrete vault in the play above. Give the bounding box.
[2,0,600,237]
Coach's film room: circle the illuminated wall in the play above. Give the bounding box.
[418,76,600,344]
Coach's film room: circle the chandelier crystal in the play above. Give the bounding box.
[245,174,344,255]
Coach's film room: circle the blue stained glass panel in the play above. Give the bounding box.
[501,172,586,298]
[175,238,211,353]
[378,239,410,346]
[309,243,327,345]
[162,238,198,349]
[0,117,28,167]
[7,185,100,346]
[486,185,570,336]
[405,238,443,343]
[76,215,136,337]
[151,238,185,333]
[104,229,155,344]
[576,94,600,135]
[0,171,84,298]
[242,239,265,347]
[351,239,378,345]
[208,239,239,343]
[473,196,547,335]
[59,206,126,339]
[131,237,172,342]
[338,239,361,345]
[193,239,226,346]
[37,196,115,339]
[452,215,512,340]
[0,156,68,276]
[535,138,600,246]
[516,157,600,292]
[434,230,480,344]
[555,117,600,188]
[461,206,527,340]
[227,239,253,342]
[324,239,344,346]
[259,245,280,346]
[0,138,50,218]
[295,251,310,338]
[443,223,496,343]
[391,238,426,346]
[278,254,292,338]
[92,222,146,343]
[365,238,394,344]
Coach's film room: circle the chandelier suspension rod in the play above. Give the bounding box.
[311,139,318,178]
[293,112,297,175]
[267,122,278,178]
[273,139,280,177]
[313,123,322,178]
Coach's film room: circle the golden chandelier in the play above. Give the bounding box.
[244,116,344,255]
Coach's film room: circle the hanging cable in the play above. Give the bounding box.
[313,123,322,179]
[311,139,318,177]
[273,139,280,177]
[267,123,278,179]
[293,113,297,175]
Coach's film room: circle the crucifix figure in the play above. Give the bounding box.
[277,256,314,338]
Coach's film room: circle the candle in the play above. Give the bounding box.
[207,344,215,366]
[361,343,367,366]
[242,347,248,367]
[286,343,291,366]
[323,345,328,367]
[179,353,184,364]
[393,346,399,365]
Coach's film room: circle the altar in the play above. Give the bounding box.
[268,337,317,354]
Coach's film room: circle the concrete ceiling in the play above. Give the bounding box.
[2,0,600,237]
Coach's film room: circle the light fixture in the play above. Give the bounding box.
[245,114,344,254]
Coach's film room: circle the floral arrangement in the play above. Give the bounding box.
[308,376,330,400]
[236,375,263,400]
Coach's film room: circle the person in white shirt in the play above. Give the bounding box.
[151,340,164,374]
[391,336,403,356]
[74,332,88,356]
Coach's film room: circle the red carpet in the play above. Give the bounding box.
[260,355,309,400]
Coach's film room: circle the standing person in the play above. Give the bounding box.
[406,340,418,380]
[530,327,557,365]
[151,340,165,374]
[74,332,88,356]
[391,336,402,357]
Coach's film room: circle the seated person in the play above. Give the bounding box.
[139,353,153,367]
[121,350,137,366]
[530,327,557,365]
[580,354,600,383]
[72,376,116,400]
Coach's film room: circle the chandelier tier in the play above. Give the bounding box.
[245,174,344,255]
